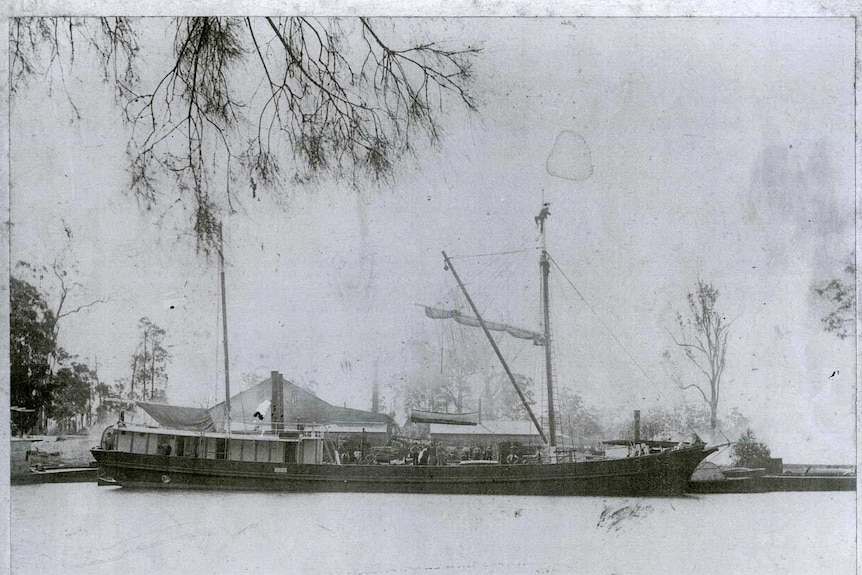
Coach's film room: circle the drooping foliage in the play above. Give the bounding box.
[11,17,481,251]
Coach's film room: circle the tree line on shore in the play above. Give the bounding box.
[10,264,170,435]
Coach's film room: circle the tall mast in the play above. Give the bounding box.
[442,251,547,444]
[218,222,232,433]
[537,203,557,450]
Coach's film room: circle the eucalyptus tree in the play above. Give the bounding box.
[667,279,730,432]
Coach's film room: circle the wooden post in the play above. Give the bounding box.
[372,359,380,414]
[634,410,641,445]
[218,223,231,433]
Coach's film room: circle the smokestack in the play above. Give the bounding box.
[372,359,380,414]
[633,410,641,444]
[271,371,284,432]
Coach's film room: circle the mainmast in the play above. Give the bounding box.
[218,222,232,434]
[536,203,557,452]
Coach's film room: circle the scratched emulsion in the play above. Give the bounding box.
[11,485,855,575]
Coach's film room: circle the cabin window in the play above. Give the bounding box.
[116,431,132,452]
[131,433,148,454]
[255,441,270,463]
[215,438,227,460]
[205,437,217,459]
[238,440,253,462]
[270,441,284,463]
[174,436,185,457]
[228,439,243,461]
[283,442,298,464]
[156,435,173,456]
[183,437,198,458]
[146,434,159,455]
[299,439,320,464]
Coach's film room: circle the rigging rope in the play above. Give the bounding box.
[548,254,670,404]
[449,247,540,259]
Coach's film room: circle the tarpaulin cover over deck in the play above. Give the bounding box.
[137,402,216,432]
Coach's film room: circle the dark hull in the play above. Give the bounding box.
[11,465,98,485]
[91,445,715,496]
[688,474,856,494]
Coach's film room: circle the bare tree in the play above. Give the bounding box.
[667,279,730,432]
[15,260,107,370]
[11,17,480,251]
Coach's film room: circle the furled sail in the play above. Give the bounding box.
[424,306,545,345]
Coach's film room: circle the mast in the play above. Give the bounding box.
[218,222,232,433]
[442,251,547,444]
[537,203,557,449]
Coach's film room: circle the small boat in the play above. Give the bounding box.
[409,409,480,426]
[92,209,716,495]
[11,437,98,485]
[688,462,856,493]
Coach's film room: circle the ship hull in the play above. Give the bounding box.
[91,445,715,496]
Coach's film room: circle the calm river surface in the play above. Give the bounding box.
[10,484,855,574]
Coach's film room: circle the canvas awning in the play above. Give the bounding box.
[137,402,216,432]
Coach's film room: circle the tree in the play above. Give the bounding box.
[483,373,537,421]
[11,17,480,250]
[11,274,102,433]
[10,277,57,432]
[50,361,96,433]
[667,279,730,432]
[815,258,855,340]
[555,387,603,443]
[129,317,171,401]
[95,378,135,422]
[403,337,487,414]
[731,428,772,469]
[15,259,106,371]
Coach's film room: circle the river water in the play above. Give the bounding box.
[10,484,856,574]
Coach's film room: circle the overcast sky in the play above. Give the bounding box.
[10,17,855,462]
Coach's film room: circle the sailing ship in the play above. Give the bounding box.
[91,208,716,495]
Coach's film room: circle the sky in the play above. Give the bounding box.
[9,17,856,462]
